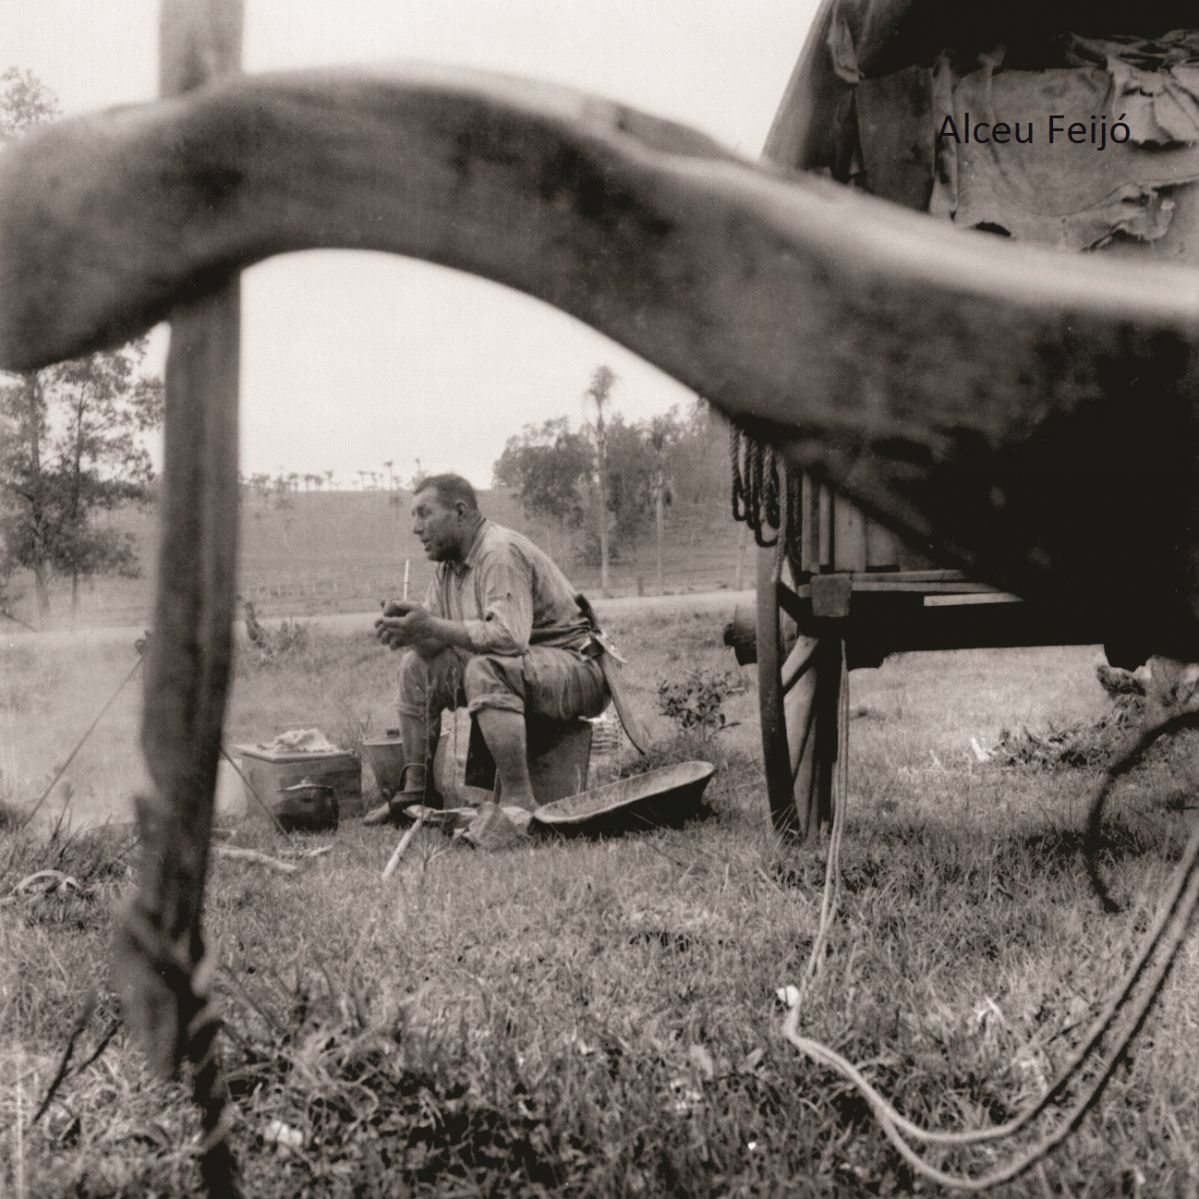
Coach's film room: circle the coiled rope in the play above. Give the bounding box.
[730,423,804,567]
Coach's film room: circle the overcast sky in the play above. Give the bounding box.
[3,0,820,487]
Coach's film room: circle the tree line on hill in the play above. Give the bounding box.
[232,364,736,597]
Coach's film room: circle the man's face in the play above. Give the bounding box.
[411,489,465,562]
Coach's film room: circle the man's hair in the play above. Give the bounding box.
[416,472,480,512]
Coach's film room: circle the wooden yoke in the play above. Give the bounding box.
[3,64,1199,654]
[111,3,243,1194]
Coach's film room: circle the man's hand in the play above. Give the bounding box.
[375,602,444,657]
[380,598,421,619]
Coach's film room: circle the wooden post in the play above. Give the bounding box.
[113,3,243,1196]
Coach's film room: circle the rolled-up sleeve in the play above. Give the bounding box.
[463,551,533,654]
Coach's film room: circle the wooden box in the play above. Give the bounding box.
[234,744,363,822]
[463,715,592,804]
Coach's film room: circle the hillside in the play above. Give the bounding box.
[5,487,745,628]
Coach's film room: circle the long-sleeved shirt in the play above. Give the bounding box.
[424,520,592,655]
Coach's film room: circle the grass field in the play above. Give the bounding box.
[2,489,744,631]
[2,607,1198,1197]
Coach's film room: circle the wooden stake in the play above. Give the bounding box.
[112,7,245,1199]
[382,817,425,879]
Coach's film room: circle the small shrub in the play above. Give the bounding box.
[656,666,735,737]
[242,599,309,665]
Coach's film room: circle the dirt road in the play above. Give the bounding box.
[2,589,754,651]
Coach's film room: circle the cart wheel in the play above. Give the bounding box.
[756,546,844,838]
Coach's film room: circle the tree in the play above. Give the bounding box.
[599,412,657,546]
[0,71,57,612]
[0,341,164,620]
[649,415,674,594]
[584,365,616,593]
[667,399,728,511]
[1,70,164,623]
[494,418,593,557]
[249,472,273,504]
[0,67,59,139]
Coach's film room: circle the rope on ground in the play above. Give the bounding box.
[783,838,1199,1190]
[797,639,849,1001]
[780,688,1199,1190]
[1085,706,1199,911]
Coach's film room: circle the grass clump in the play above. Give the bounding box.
[243,600,310,666]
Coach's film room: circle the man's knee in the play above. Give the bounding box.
[397,648,464,716]
[398,650,433,697]
[463,654,526,714]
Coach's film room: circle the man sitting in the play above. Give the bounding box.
[367,472,608,834]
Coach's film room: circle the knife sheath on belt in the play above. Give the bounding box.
[575,593,651,756]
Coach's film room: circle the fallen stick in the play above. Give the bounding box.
[292,846,333,863]
[382,818,425,880]
[214,846,297,875]
[14,869,81,895]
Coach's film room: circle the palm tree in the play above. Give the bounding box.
[585,365,616,595]
[649,416,672,595]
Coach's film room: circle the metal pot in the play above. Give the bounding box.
[274,778,339,833]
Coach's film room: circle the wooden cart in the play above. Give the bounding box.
[729,0,1199,837]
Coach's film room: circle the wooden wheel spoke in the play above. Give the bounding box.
[780,637,819,696]
[786,690,819,781]
[757,546,840,839]
[775,576,806,625]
